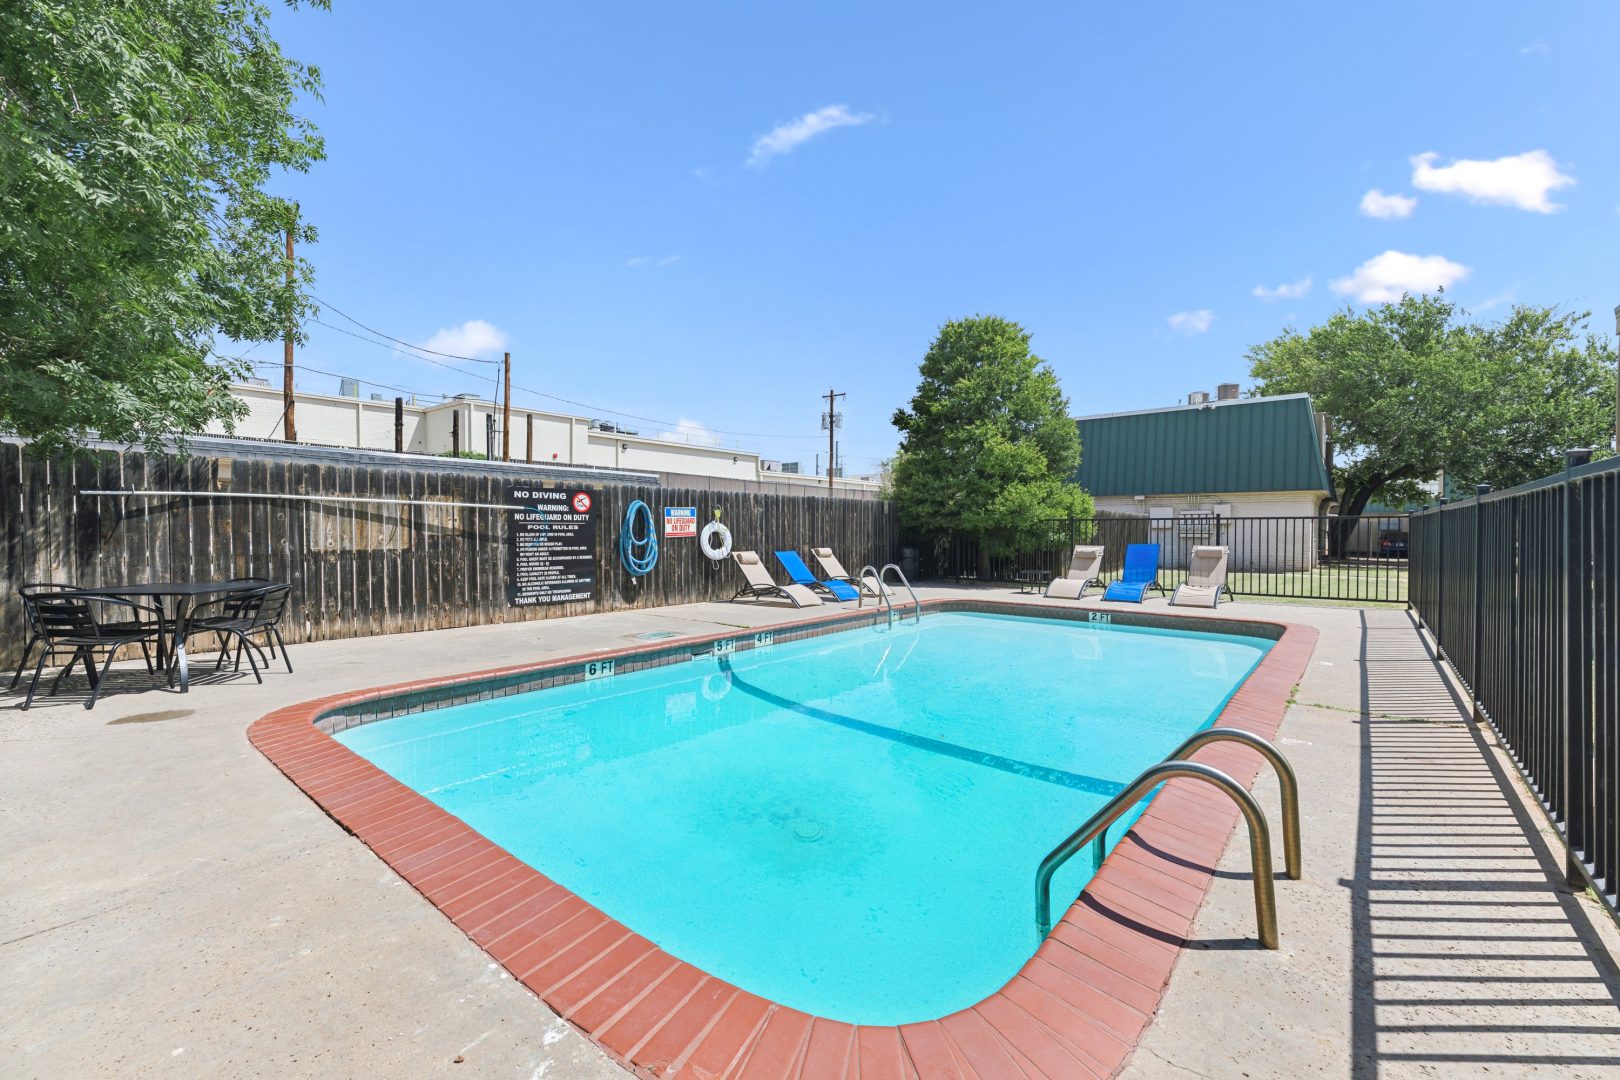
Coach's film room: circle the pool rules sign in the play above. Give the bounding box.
[506,486,597,607]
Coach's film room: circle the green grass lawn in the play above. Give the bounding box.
[1155,562,1409,604]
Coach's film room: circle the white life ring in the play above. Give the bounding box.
[701,670,732,702]
[700,520,733,561]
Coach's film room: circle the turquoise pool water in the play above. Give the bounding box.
[336,612,1271,1024]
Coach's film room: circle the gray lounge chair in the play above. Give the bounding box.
[1172,545,1232,607]
[1045,545,1105,600]
[730,551,821,608]
[811,546,878,595]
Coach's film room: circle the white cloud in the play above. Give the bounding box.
[657,255,680,267]
[416,319,508,358]
[1252,276,1312,301]
[746,105,875,167]
[1519,42,1549,55]
[626,255,679,268]
[657,418,722,446]
[1410,150,1574,213]
[1359,189,1417,220]
[625,256,649,267]
[1330,250,1471,303]
[1166,309,1214,335]
[1474,289,1516,313]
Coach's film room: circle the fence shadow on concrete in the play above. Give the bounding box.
[1348,611,1620,1078]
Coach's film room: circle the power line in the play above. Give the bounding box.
[295,298,829,440]
[310,319,503,381]
[245,359,830,445]
[309,295,500,363]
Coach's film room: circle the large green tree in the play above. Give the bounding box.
[890,316,1092,555]
[0,0,327,456]
[1248,293,1616,541]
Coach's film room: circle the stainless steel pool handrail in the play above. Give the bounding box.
[1035,760,1279,948]
[857,564,894,627]
[1164,728,1301,881]
[879,563,921,623]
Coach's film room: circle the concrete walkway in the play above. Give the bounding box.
[4,589,1618,1078]
[1124,607,1620,1079]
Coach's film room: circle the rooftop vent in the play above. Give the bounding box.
[1187,390,1210,405]
[243,377,272,388]
[339,378,361,398]
[451,393,482,401]
[1216,382,1241,401]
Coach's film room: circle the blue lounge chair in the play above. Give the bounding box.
[775,550,860,602]
[1102,544,1166,603]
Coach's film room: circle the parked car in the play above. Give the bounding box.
[1379,530,1410,558]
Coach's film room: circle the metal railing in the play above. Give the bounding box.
[909,513,1412,603]
[880,562,920,622]
[1409,451,1620,927]
[1034,728,1300,947]
[856,564,893,627]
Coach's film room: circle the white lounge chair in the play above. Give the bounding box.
[811,547,878,596]
[1172,546,1232,607]
[729,551,821,608]
[1045,545,1105,599]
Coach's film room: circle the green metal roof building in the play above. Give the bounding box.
[1073,392,1334,502]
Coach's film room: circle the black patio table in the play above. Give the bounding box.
[98,580,268,692]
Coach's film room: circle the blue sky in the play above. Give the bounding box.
[256,2,1618,474]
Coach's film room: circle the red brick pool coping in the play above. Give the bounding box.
[248,600,1316,1079]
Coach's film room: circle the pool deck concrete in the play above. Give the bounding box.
[4,586,1618,1078]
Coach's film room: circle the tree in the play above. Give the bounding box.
[1248,294,1616,549]
[890,316,1093,559]
[0,0,327,456]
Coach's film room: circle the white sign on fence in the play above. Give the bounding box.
[663,506,698,538]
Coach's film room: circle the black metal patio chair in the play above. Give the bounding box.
[186,583,292,682]
[16,592,164,709]
[9,583,79,691]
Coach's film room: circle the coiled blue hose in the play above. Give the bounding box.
[620,499,659,579]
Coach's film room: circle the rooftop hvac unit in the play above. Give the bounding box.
[244,377,272,388]
[1216,382,1240,401]
[339,377,361,398]
[1187,390,1210,405]
[781,462,801,474]
[370,393,389,401]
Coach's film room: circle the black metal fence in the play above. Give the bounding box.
[1409,452,1619,924]
[909,513,1412,602]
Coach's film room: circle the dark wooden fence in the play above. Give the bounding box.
[1409,451,1619,926]
[0,444,899,670]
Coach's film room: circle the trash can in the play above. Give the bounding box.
[899,546,919,580]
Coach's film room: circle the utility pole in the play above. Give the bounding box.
[502,351,512,462]
[822,388,845,494]
[282,224,297,443]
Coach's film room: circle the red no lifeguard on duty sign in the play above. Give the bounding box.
[571,491,593,513]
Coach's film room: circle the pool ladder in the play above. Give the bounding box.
[1035,728,1301,949]
[856,563,921,627]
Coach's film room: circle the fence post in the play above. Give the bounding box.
[1471,483,1491,722]
[1561,448,1593,887]
[1435,497,1448,645]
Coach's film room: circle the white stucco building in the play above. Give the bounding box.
[211,381,880,495]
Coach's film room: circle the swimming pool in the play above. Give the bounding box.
[333,610,1271,1025]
